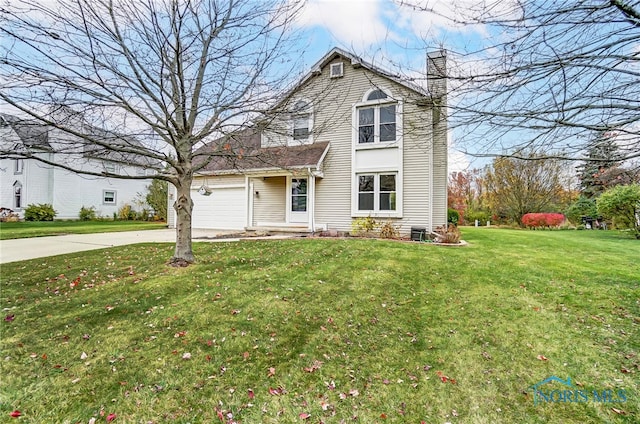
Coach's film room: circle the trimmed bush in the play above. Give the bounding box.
[521,213,565,229]
[24,203,57,221]
[79,206,97,221]
[447,208,460,225]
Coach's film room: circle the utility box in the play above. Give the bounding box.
[411,226,427,242]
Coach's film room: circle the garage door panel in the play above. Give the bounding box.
[191,187,245,230]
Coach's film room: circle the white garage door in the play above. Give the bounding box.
[191,186,246,230]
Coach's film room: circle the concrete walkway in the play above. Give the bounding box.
[0,229,252,264]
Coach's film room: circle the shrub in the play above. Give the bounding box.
[379,221,399,239]
[521,213,565,229]
[0,207,20,222]
[23,203,57,221]
[564,196,598,224]
[465,209,491,225]
[117,204,136,220]
[434,224,461,244]
[447,208,459,225]
[78,206,97,221]
[597,184,640,238]
[351,216,378,236]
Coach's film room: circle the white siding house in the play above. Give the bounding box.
[168,47,448,236]
[0,114,151,220]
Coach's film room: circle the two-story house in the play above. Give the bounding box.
[0,112,152,219]
[167,47,448,236]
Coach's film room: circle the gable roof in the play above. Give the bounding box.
[0,113,51,150]
[193,128,329,175]
[297,47,430,98]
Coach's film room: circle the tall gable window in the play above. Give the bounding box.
[13,181,22,209]
[14,159,24,175]
[357,89,398,144]
[291,100,312,144]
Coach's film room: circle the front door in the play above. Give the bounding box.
[290,178,308,223]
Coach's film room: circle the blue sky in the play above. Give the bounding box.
[291,0,501,171]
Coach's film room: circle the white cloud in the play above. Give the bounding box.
[294,0,390,50]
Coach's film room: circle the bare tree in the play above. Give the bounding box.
[399,0,640,165]
[0,0,303,264]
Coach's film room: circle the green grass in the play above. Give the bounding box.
[1,228,638,423]
[0,220,167,240]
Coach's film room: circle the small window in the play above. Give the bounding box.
[14,159,24,175]
[103,190,116,205]
[104,162,117,173]
[358,175,374,211]
[291,100,311,142]
[330,62,343,78]
[13,182,22,209]
[367,89,388,101]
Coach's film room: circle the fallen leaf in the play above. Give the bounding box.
[380,413,387,419]
[620,367,632,374]
[9,410,21,418]
[182,352,191,360]
[611,407,626,415]
[4,314,15,322]
[299,412,311,419]
[106,413,117,422]
[349,389,359,397]
[267,367,276,377]
[537,355,548,361]
[268,386,285,395]
[248,389,255,399]
[80,352,88,360]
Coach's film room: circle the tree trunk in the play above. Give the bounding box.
[171,177,195,266]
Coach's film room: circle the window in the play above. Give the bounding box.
[103,190,116,205]
[357,89,397,144]
[13,182,22,209]
[14,159,24,175]
[104,162,116,173]
[330,62,343,78]
[291,179,307,212]
[291,100,311,142]
[357,174,396,211]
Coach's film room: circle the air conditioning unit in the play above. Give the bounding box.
[330,62,344,78]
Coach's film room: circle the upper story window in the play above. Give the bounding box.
[291,100,312,143]
[357,88,397,144]
[14,159,24,174]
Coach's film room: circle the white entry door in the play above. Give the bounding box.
[289,178,308,223]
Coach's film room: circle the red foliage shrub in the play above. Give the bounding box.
[521,213,565,229]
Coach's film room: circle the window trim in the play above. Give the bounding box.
[103,190,117,205]
[14,159,24,175]
[289,99,313,145]
[353,88,402,148]
[352,172,401,218]
[13,181,23,210]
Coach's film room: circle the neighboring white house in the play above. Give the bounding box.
[168,47,448,236]
[0,113,152,220]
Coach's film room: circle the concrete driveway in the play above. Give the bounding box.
[0,229,234,264]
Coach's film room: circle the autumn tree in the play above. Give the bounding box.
[399,0,640,165]
[0,0,302,264]
[484,154,568,224]
[447,169,484,224]
[597,184,640,238]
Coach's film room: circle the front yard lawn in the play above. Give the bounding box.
[0,220,167,240]
[1,228,638,423]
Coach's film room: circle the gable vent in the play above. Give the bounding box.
[330,62,344,78]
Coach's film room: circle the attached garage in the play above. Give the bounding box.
[191,185,246,230]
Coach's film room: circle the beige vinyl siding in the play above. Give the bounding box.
[192,174,245,188]
[251,176,286,225]
[288,58,437,235]
[401,106,433,234]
